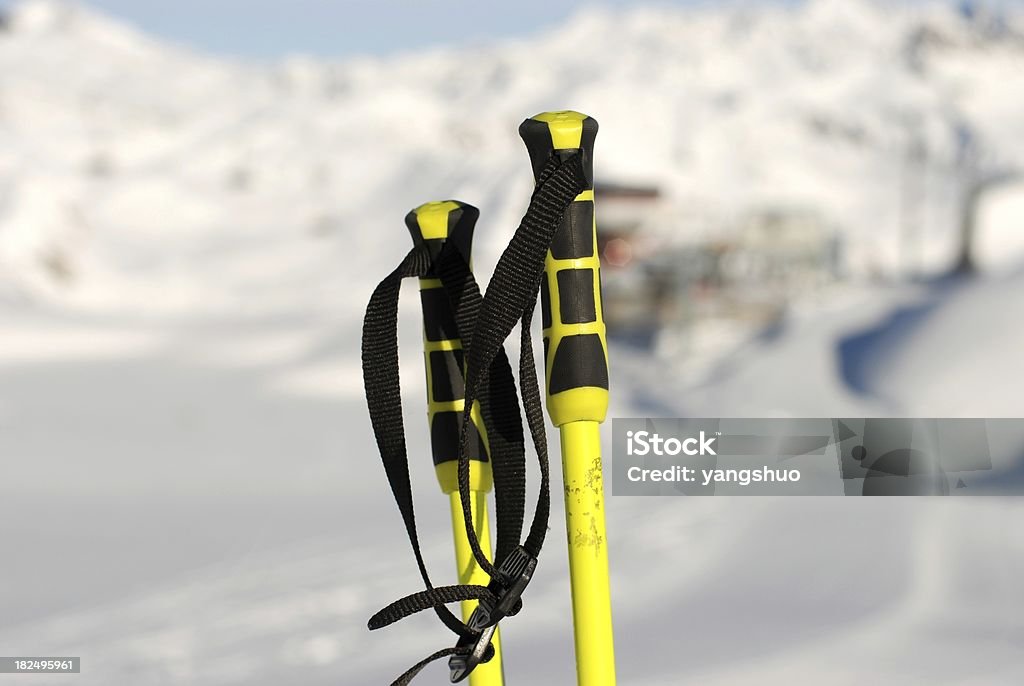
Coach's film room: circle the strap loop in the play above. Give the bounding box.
[454,151,588,571]
[362,151,588,684]
[368,584,497,632]
[390,644,495,686]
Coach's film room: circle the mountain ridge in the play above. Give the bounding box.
[1,0,1023,312]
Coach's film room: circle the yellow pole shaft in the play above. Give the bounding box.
[448,490,505,685]
[560,420,616,685]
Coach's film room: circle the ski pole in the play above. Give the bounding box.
[519,112,616,686]
[405,200,506,686]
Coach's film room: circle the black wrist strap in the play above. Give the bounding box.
[361,152,588,684]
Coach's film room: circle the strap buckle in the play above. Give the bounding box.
[448,625,496,683]
[447,546,538,682]
[471,546,538,630]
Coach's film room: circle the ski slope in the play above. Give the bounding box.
[1,1,1023,684]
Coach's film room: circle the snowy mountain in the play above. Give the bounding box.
[2,0,1024,313]
[3,3,1024,685]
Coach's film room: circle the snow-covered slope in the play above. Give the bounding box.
[838,266,1024,416]
[2,0,1024,313]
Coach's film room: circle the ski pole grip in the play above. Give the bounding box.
[519,111,609,427]
[405,201,493,494]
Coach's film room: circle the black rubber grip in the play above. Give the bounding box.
[557,269,596,324]
[431,411,487,466]
[429,349,465,403]
[550,201,595,260]
[540,275,552,329]
[548,333,609,394]
[420,288,459,343]
[407,200,491,464]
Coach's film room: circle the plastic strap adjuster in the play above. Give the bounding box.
[448,625,496,683]
[471,546,537,630]
[447,546,538,682]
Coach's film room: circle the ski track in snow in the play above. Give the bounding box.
[2,0,1024,684]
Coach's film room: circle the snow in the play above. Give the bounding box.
[975,179,1024,273]
[845,269,1024,416]
[1,0,1023,684]
[5,0,1024,311]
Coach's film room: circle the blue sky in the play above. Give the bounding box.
[0,0,717,58]
[0,0,1020,59]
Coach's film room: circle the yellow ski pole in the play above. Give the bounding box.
[519,112,616,686]
[405,200,505,686]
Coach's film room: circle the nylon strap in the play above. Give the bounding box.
[455,152,586,566]
[434,244,526,568]
[361,244,469,638]
[361,239,523,640]
[361,151,588,683]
